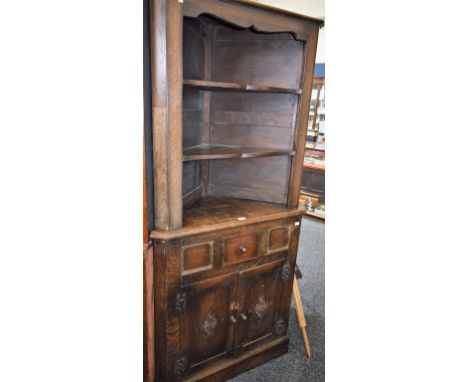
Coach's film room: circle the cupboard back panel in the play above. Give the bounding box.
[183,161,202,196]
[183,88,204,148]
[209,156,290,204]
[210,92,297,150]
[212,25,304,89]
[183,18,205,80]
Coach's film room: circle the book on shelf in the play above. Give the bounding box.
[305,149,324,157]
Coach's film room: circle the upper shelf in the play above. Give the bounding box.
[183,79,302,95]
[183,144,295,161]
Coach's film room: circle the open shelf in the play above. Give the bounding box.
[183,144,295,161]
[183,79,302,95]
[151,197,303,240]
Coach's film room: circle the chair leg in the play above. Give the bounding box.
[293,275,312,359]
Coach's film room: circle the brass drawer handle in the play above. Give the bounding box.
[239,244,247,254]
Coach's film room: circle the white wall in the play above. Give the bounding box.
[254,0,325,62]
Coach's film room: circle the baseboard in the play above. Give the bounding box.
[184,336,289,382]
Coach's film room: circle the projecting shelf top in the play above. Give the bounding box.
[183,144,295,161]
[183,79,302,94]
[150,197,304,240]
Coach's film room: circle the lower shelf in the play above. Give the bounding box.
[151,197,304,240]
[183,144,295,161]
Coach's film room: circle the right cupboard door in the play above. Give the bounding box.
[236,259,289,352]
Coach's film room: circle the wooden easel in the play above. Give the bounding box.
[293,273,312,359]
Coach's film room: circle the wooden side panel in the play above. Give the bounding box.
[209,156,290,204]
[143,243,155,382]
[287,25,320,208]
[151,0,183,229]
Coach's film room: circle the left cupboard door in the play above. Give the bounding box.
[174,273,239,379]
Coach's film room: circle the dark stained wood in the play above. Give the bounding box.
[184,337,289,382]
[209,156,290,204]
[183,183,203,208]
[183,144,295,161]
[151,0,183,229]
[237,260,285,352]
[184,79,301,94]
[223,232,259,264]
[179,273,238,378]
[146,2,320,380]
[151,197,303,241]
[182,242,214,274]
[268,227,290,252]
[210,92,297,150]
[182,161,202,196]
[143,243,155,382]
[153,213,302,381]
[211,27,303,89]
[183,0,323,41]
[287,26,320,209]
[182,88,203,149]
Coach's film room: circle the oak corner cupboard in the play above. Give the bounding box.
[143,1,323,381]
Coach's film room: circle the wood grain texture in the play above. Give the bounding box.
[211,32,303,89]
[209,156,290,204]
[184,79,301,94]
[151,197,303,240]
[151,0,183,230]
[146,2,321,380]
[183,144,294,161]
[287,25,320,208]
[143,243,155,382]
[153,213,301,381]
[210,92,297,150]
[183,0,322,41]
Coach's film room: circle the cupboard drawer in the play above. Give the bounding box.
[267,226,292,253]
[223,233,259,265]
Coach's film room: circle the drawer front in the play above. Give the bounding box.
[267,226,291,254]
[182,241,214,275]
[177,217,300,282]
[223,233,259,265]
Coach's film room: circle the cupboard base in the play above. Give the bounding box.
[184,336,289,382]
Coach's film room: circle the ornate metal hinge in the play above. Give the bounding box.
[274,318,286,336]
[175,291,187,312]
[175,356,188,377]
[282,262,291,281]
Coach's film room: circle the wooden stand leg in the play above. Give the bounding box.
[293,275,311,359]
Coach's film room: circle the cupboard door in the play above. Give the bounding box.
[236,260,286,352]
[177,273,238,378]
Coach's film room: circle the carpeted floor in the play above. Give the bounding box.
[229,218,325,382]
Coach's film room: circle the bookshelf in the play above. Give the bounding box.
[301,75,325,220]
